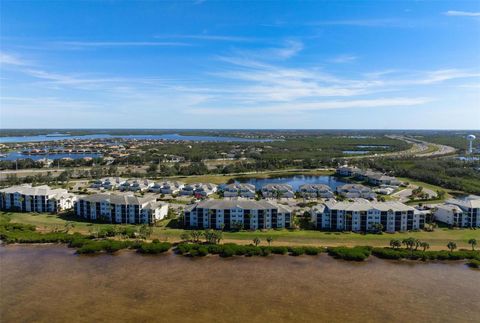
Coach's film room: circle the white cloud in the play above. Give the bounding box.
[444,11,480,17]
[310,18,402,27]
[49,41,190,49]
[329,54,358,63]
[0,52,29,66]
[187,97,433,115]
[155,34,256,42]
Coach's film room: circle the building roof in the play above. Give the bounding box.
[446,195,480,209]
[190,199,292,213]
[299,184,332,191]
[0,184,72,198]
[337,184,372,191]
[78,193,156,205]
[261,184,294,191]
[322,200,414,212]
[224,183,256,191]
[436,204,463,213]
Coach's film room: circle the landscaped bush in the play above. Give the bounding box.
[289,247,306,256]
[304,246,323,255]
[270,246,288,255]
[466,259,480,269]
[372,248,480,261]
[220,246,235,258]
[137,242,171,254]
[327,246,371,261]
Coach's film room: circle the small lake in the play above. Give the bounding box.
[343,150,370,154]
[1,245,478,323]
[0,133,273,143]
[236,175,349,190]
[0,151,102,161]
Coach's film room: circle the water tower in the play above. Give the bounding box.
[466,134,476,154]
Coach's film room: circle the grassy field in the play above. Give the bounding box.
[3,211,478,250]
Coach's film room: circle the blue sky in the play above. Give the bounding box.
[0,0,479,129]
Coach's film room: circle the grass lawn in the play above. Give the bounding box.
[3,211,479,250]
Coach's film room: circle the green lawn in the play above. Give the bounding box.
[3,211,479,250]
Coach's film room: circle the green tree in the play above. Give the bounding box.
[253,237,261,246]
[389,239,401,249]
[266,236,273,246]
[420,241,430,252]
[447,241,457,252]
[468,238,477,251]
[190,230,202,243]
[180,232,190,242]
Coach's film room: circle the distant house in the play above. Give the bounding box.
[0,184,76,213]
[222,183,256,198]
[184,199,293,230]
[298,184,334,198]
[311,200,424,232]
[119,179,153,192]
[149,181,185,194]
[336,166,361,177]
[74,193,168,224]
[336,184,376,199]
[261,184,295,198]
[90,177,126,190]
[180,183,217,197]
[434,196,480,227]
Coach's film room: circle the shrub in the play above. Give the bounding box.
[304,247,322,255]
[327,246,371,261]
[197,246,208,257]
[220,247,235,258]
[137,242,171,254]
[270,246,288,255]
[290,247,305,256]
[466,259,480,269]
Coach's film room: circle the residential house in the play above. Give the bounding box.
[180,183,217,197]
[434,196,480,227]
[149,181,185,194]
[298,184,334,198]
[261,184,295,198]
[336,184,376,199]
[184,199,293,230]
[311,200,424,232]
[74,193,168,224]
[221,183,256,198]
[0,184,76,213]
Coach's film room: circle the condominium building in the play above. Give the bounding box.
[434,196,480,227]
[336,184,376,199]
[311,200,424,232]
[261,184,295,198]
[0,184,76,213]
[298,184,334,198]
[149,181,184,194]
[74,193,168,224]
[180,183,217,197]
[184,199,293,230]
[221,183,256,198]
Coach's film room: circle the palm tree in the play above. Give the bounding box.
[390,239,401,249]
[468,239,477,251]
[253,237,261,246]
[414,239,421,251]
[447,241,457,252]
[402,237,416,256]
[266,236,273,246]
[420,242,430,252]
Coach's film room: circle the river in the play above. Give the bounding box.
[1,245,478,323]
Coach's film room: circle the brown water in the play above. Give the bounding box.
[1,245,479,323]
